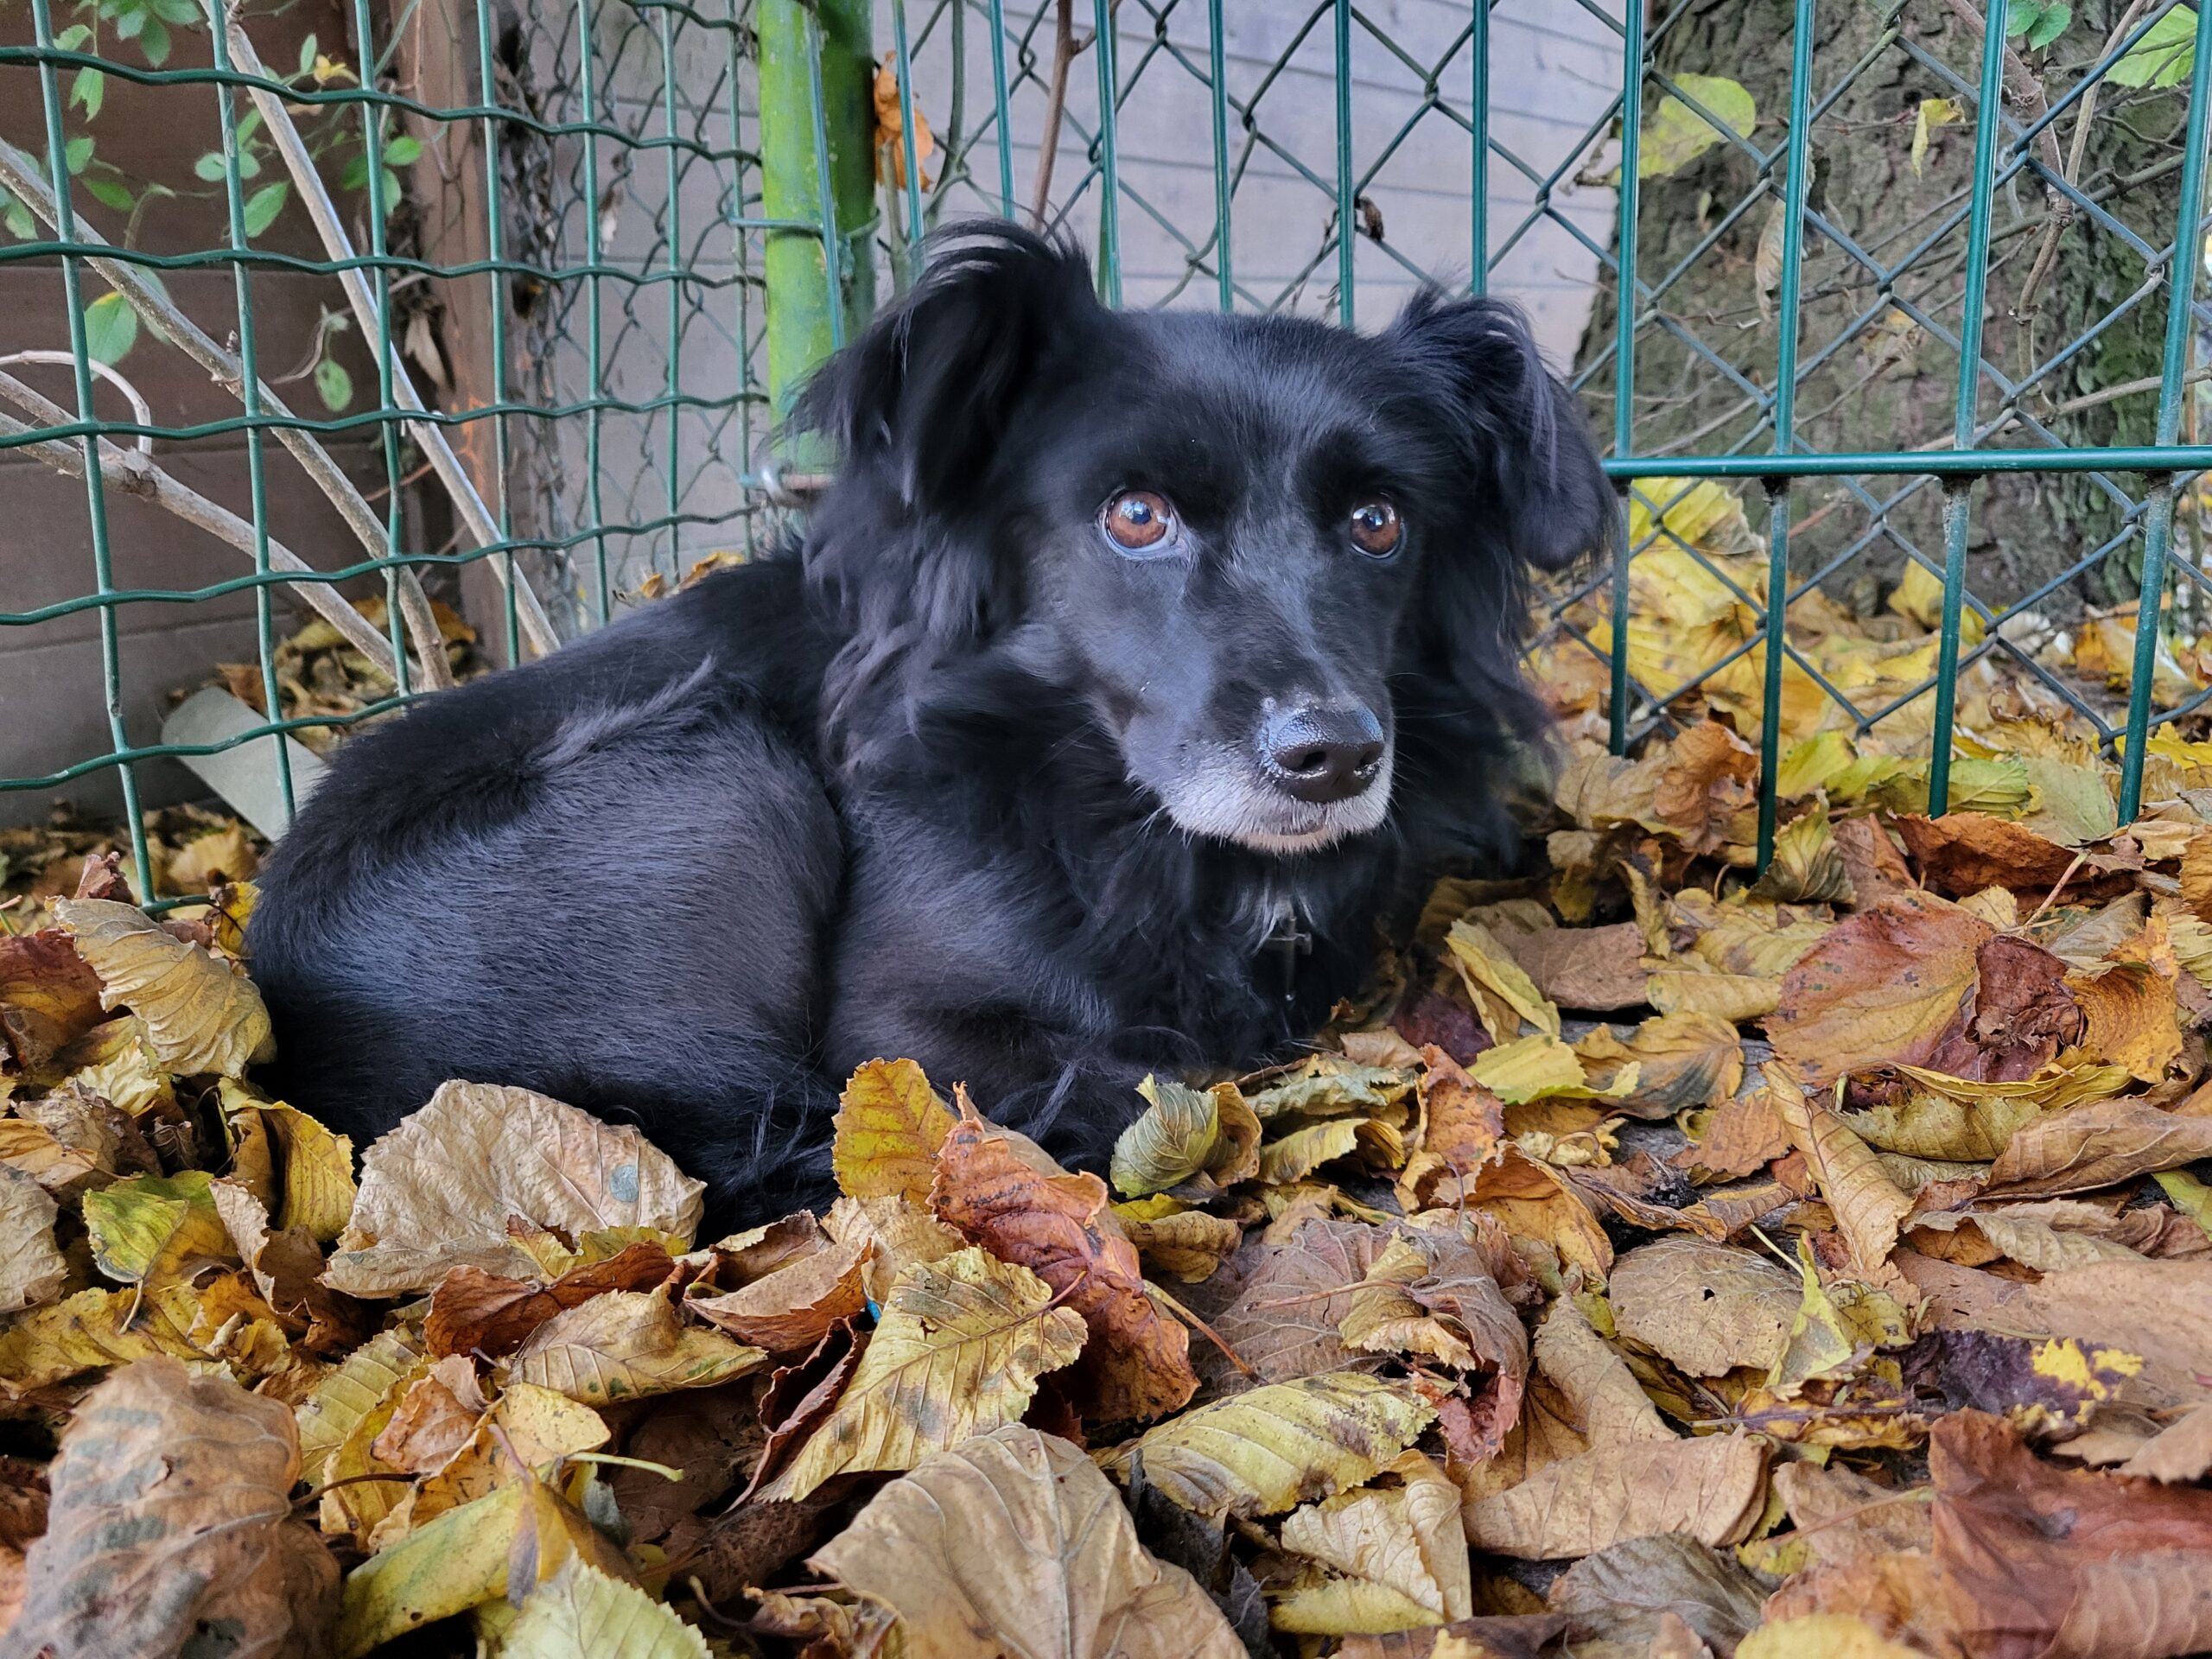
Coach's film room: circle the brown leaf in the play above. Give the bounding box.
[745,1319,861,1500]
[1770,1069,1913,1281]
[1901,1328,2140,1439]
[1896,1253,2212,1408]
[1114,1198,1243,1284]
[2118,1404,2212,1483]
[1573,1012,1745,1119]
[1461,1429,1770,1560]
[1546,1535,1768,1656]
[1984,1098,2212,1198]
[688,1237,871,1356]
[1768,893,1992,1086]
[1928,1410,2212,1659]
[0,929,103,1072]
[1332,1615,1569,1659]
[424,1240,676,1359]
[811,1427,1242,1659]
[1418,1144,1613,1281]
[1200,1217,1395,1387]
[610,1382,766,1544]
[1502,921,1651,1012]
[322,1081,702,1298]
[10,1357,337,1657]
[1672,1088,1793,1182]
[1895,811,2088,895]
[1611,1237,1801,1377]
[1833,813,1919,911]
[931,1104,1198,1422]
[1653,721,1758,855]
[824,1192,963,1304]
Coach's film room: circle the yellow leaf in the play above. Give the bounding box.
[1573,1013,1744,1118]
[1750,804,1856,906]
[1774,731,1858,800]
[1103,1371,1437,1521]
[1445,919,1560,1041]
[1766,1238,1913,1398]
[1468,1033,1622,1103]
[504,1557,710,1659]
[1611,1237,1800,1377]
[824,1192,963,1303]
[51,895,272,1077]
[1111,1074,1259,1197]
[810,1427,1243,1659]
[1114,1197,1244,1283]
[1846,1058,2130,1160]
[1625,74,1758,180]
[1245,1058,1410,1120]
[397,1382,611,1534]
[506,1289,765,1405]
[1257,1118,1362,1185]
[1770,1069,1913,1281]
[1910,97,1964,180]
[81,1169,232,1289]
[762,1247,1085,1501]
[219,1083,356,1243]
[1274,1451,1471,1632]
[337,1478,632,1659]
[0,1281,287,1396]
[831,1057,954,1203]
[0,1165,65,1313]
[296,1326,423,1478]
[1648,967,1780,1022]
[2066,963,2185,1082]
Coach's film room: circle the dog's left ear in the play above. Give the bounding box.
[1387,290,1612,574]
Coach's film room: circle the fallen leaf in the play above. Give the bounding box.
[221,1087,356,1243]
[812,1426,1242,1659]
[1900,1329,2140,1438]
[931,1105,1198,1421]
[1258,1118,1363,1185]
[50,895,272,1077]
[503,1555,710,1659]
[1611,1237,1800,1376]
[761,1247,1084,1500]
[322,1080,703,1298]
[831,1057,954,1203]
[1770,1069,1912,1281]
[336,1474,632,1659]
[1673,1088,1792,1182]
[1925,1410,2212,1659]
[1274,1450,1471,1632]
[1573,1012,1744,1118]
[425,1240,677,1359]
[507,1287,765,1405]
[1336,1231,1528,1391]
[1203,1217,1397,1386]
[1446,919,1561,1041]
[1332,1614,1569,1659]
[1737,1613,1923,1658]
[1546,1535,1767,1656]
[1112,1074,1261,1197]
[0,929,104,1071]
[1983,1097,2212,1197]
[81,1168,232,1290]
[1501,921,1651,1011]
[1894,811,2088,896]
[296,1326,423,1478]
[9,1357,337,1658]
[2118,1404,2212,1483]
[1844,1058,2127,1161]
[386,1380,612,1534]
[1104,1371,1436,1521]
[1531,1296,1671,1446]
[0,1164,64,1313]
[1114,1196,1243,1283]
[1751,804,1856,906]
[824,1192,963,1303]
[1461,1429,1770,1560]
[2066,962,2185,1082]
[1768,893,1992,1086]
[687,1236,870,1355]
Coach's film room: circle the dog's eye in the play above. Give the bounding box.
[1349,499,1402,557]
[1101,490,1178,554]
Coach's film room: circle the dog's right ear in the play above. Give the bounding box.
[793,222,1100,516]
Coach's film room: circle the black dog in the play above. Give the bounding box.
[247,224,1609,1226]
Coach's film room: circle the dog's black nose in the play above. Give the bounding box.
[1259,704,1386,803]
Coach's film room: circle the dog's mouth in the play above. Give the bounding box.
[1152,742,1395,854]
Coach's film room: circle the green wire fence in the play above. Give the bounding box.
[3,0,2212,899]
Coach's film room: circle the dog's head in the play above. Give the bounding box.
[799,224,1610,854]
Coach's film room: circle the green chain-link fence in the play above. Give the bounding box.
[4,0,2212,899]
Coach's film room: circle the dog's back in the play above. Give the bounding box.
[247,558,846,1211]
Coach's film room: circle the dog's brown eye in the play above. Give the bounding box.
[1350,499,1402,556]
[1102,490,1176,552]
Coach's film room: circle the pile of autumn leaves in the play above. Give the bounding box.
[6,720,2212,1659]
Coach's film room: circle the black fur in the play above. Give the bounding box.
[247,224,1610,1229]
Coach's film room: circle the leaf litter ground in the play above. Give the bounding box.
[8,532,2212,1655]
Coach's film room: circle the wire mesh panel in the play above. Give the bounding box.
[5,0,2212,902]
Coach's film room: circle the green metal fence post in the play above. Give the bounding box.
[2117,0,2212,822]
[1927,0,2009,816]
[759,0,877,447]
[1608,0,1645,758]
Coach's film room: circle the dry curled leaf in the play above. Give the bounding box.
[9,1357,338,1659]
[507,1287,766,1405]
[0,1164,65,1314]
[811,1426,1243,1659]
[1273,1449,1472,1633]
[1111,1073,1261,1198]
[1461,1429,1770,1560]
[1767,893,1991,1086]
[1611,1236,1800,1377]
[1770,1068,1912,1281]
[686,1236,871,1355]
[321,1080,704,1297]
[1983,1096,2212,1198]
[50,895,273,1077]
[931,1104,1198,1421]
